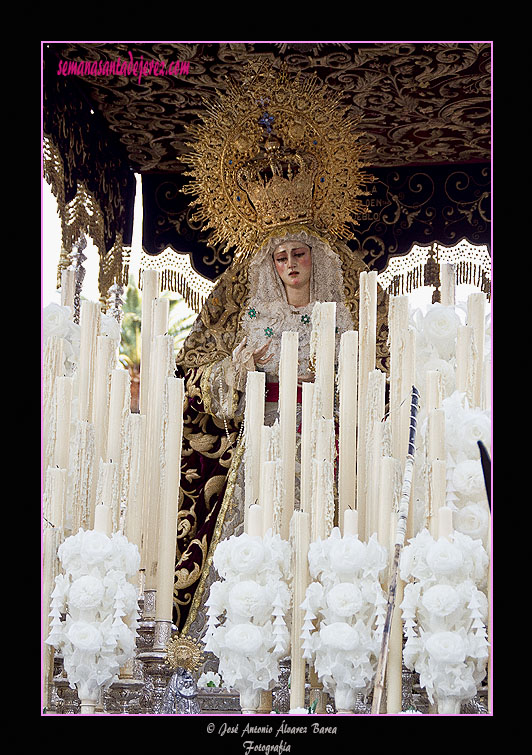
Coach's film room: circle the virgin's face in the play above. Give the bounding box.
[272,241,312,292]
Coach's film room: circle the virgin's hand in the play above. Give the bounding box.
[253,343,272,368]
[232,337,249,362]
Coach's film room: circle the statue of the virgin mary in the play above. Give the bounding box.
[171,62,389,637]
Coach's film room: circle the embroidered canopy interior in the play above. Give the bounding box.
[42,41,491,299]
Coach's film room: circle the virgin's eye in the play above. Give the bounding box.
[275,257,287,264]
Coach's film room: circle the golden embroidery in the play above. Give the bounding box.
[181,434,246,635]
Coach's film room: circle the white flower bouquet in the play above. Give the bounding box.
[43,302,81,376]
[300,528,388,711]
[400,528,490,713]
[46,528,140,705]
[204,531,291,710]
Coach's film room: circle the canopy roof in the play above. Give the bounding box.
[42,41,491,297]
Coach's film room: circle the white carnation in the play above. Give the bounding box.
[68,574,105,613]
[425,538,464,577]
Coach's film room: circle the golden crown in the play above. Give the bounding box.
[180,61,372,260]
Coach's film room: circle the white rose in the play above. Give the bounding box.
[425,539,464,577]
[326,583,363,617]
[421,584,460,617]
[79,530,113,568]
[58,530,86,577]
[452,460,486,501]
[106,533,140,575]
[66,620,103,653]
[418,357,456,398]
[224,624,264,655]
[329,536,366,578]
[422,305,461,360]
[228,534,266,576]
[320,622,360,651]
[228,581,268,620]
[213,539,232,578]
[68,574,105,612]
[459,412,491,459]
[425,631,466,664]
[455,503,490,542]
[100,313,121,342]
[43,302,72,340]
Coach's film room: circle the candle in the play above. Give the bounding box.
[246,503,264,537]
[143,334,175,590]
[440,264,456,307]
[438,506,454,540]
[279,331,298,541]
[357,274,378,535]
[53,376,73,470]
[60,268,76,313]
[155,377,184,622]
[99,460,119,532]
[312,418,335,542]
[92,335,117,461]
[139,269,158,416]
[367,370,386,540]
[427,408,446,462]
[467,292,486,408]
[429,459,447,538]
[244,371,265,533]
[71,420,96,532]
[300,381,314,515]
[289,510,310,711]
[94,502,112,535]
[312,302,336,421]
[124,413,146,553]
[107,369,129,463]
[338,330,358,528]
[377,456,396,548]
[152,296,169,338]
[343,508,358,536]
[425,370,443,414]
[260,461,279,535]
[78,301,100,422]
[44,466,67,530]
[456,325,474,399]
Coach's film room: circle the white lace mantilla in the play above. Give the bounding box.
[206,231,355,420]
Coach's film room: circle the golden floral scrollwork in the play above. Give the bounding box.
[48,42,491,174]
